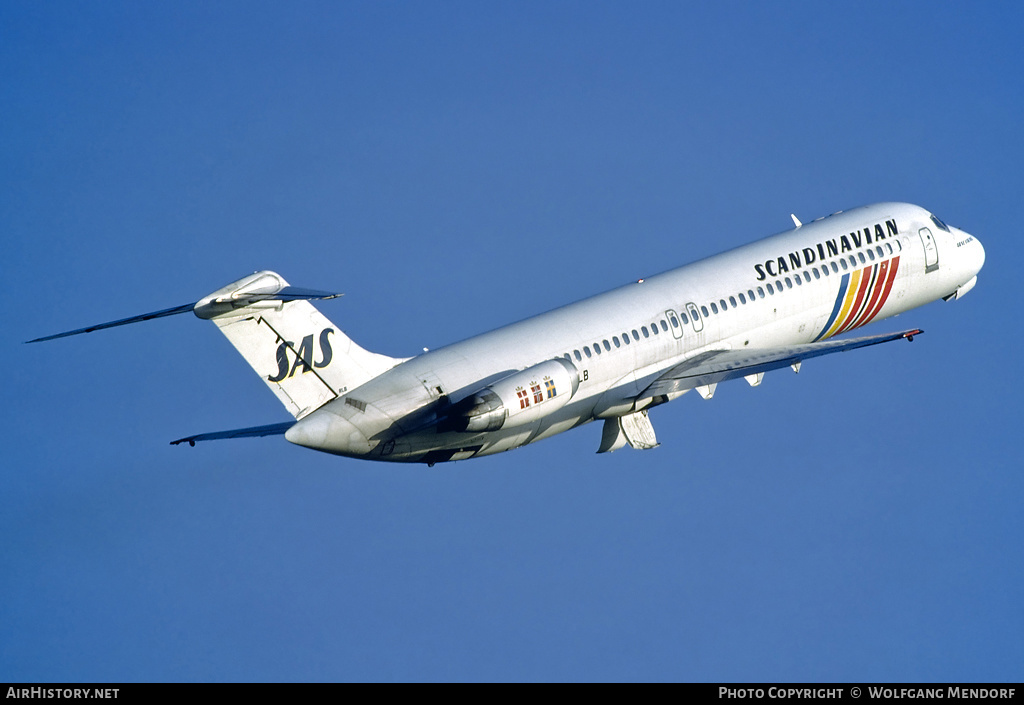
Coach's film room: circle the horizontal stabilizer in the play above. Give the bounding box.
[271,286,342,302]
[170,421,295,447]
[25,282,342,343]
[25,303,197,343]
[643,329,923,398]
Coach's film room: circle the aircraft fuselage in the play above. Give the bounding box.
[283,202,985,464]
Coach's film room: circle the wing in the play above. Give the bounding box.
[170,421,295,447]
[642,329,922,398]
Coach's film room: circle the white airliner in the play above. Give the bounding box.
[30,202,984,465]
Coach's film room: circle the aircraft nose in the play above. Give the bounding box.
[973,236,986,274]
[962,229,985,277]
[285,408,372,455]
[949,226,985,278]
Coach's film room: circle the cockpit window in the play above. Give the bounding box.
[930,214,950,232]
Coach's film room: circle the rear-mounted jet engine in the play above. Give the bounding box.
[442,358,580,433]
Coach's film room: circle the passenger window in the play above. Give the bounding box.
[813,269,820,280]
[584,346,592,358]
[794,275,802,286]
[831,262,839,273]
[886,243,893,255]
[767,283,774,294]
[680,313,688,324]
[669,314,678,328]
[849,256,857,267]
[642,326,650,338]
[729,296,737,307]
[623,333,631,345]
[574,350,582,361]
[858,252,866,264]
[747,289,755,300]
[775,281,783,292]
[785,277,792,288]
[840,260,847,271]
[803,271,811,283]
[711,303,719,314]
[757,287,765,298]
[701,305,709,317]
[603,340,611,351]
[632,329,640,341]
[876,246,884,257]
[739,293,746,304]
[613,336,620,348]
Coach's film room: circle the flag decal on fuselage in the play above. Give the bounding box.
[813,257,901,341]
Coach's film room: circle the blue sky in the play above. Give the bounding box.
[2,1,1021,682]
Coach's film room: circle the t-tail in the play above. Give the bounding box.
[194,271,404,418]
[27,270,405,421]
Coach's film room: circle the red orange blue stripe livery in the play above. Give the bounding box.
[814,257,901,341]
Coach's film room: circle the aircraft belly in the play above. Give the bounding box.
[480,425,539,456]
[474,405,592,457]
[378,396,595,462]
[528,414,585,445]
[381,426,534,462]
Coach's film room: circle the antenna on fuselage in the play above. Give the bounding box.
[791,214,802,228]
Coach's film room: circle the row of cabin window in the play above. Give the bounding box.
[693,241,903,319]
[565,316,676,362]
[561,240,903,363]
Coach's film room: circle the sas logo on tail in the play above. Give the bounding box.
[268,328,334,382]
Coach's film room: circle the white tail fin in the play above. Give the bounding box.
[195,271,404,419]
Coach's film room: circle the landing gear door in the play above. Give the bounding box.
[919,227,939,273]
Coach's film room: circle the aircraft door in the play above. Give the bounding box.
[665,310,684,339]
[919,227,939,273]
[685,303,703,332]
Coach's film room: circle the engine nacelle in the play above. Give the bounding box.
[446,358,580,433]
